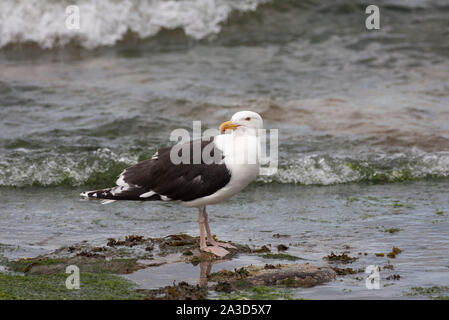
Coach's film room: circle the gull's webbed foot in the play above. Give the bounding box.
[200,245,230,257]
[207,239,237,250]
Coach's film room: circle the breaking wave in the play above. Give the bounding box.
[258,151,449,185]
[0,148,139,188]
[2,0,445,50]
[0,0,269,49]
[1,148,449,187]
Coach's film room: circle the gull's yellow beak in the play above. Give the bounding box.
[219,120,240,133]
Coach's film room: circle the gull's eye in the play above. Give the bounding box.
[245,117,251,121]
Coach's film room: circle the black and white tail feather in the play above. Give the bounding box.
[80,137,230,205]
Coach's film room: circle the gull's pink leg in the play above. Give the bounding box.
[198,208,207,249]
[198,207,229,257]
[202,207,237,250]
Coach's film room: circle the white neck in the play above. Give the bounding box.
[234,126,258,136]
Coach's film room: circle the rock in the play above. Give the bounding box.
[245,264,336,288]
[146,281,208,300]
[209,263,336,290]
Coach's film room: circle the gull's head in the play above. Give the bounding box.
[219,111,263,134]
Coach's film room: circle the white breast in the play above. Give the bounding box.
[181,133,260,208]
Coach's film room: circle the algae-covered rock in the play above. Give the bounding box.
[10,255,146,275]
[145,281,208,300]
[0,272,145,300]
[210,263,336,291]
[1,234,339,300]
[245,264,336,288]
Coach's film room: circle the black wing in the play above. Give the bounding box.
[83,137,231,202]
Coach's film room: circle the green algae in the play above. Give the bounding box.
[0,246,147,300]
[345,162,417,183]
[4,249,146,275]
[0,272,145,300]
[345,197,359,205]
[219,286,295,300]
[84,162,129,188]
[325,252,358,264]
[261,253,304,261]
[387,247,402,259]
[6,257,65,273]
[405,286,449,300]
[377,226,401,234]
[1,234,336,300]
[91,218,106,228]
[331,267,364,275]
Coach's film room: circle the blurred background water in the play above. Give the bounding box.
[0,0,448,299]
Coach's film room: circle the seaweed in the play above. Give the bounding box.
[262,253,303,261]
[387,247,402,259]
[0,272,145,300]
[325,252,358,264]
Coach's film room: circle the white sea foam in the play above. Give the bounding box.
[2,147,449,187]
[257,151,449,185]
[0,0,269,49]
[0,148,138,187]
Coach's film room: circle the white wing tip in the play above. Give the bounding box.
[80,191,92,198]
[140,191,156,198]
[101,199,116,205]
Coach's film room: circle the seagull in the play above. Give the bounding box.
[80,111,263,257]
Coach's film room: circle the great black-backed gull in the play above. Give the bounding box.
[80,111,263,257]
